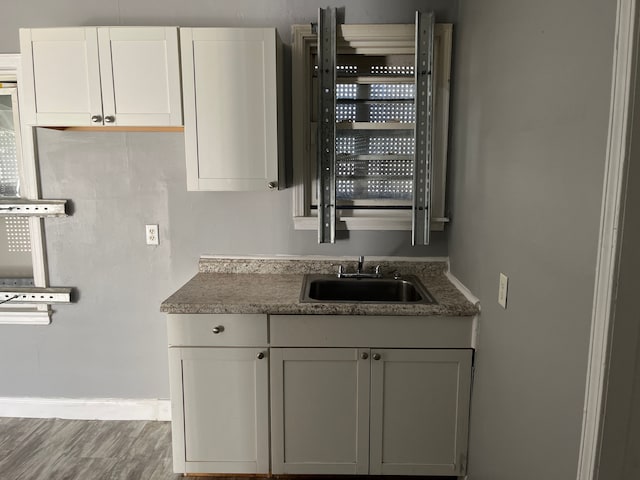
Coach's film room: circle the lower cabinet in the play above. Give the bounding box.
[168,339,269,473]
[270,347,472,477]
[167,314,474,476]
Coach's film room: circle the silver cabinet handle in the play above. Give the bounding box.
[257,352,265,360]
[91,115,102,123]
[361,352,369,360]
[104,115,115,123]
[372,353,381,361]
[212,326,224,334]
[268,181,277,190]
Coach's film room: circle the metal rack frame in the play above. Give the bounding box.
[317,7,337,243]
[412,11,435,246]
[316,8,435,245]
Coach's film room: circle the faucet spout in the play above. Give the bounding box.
[336,255,382,278]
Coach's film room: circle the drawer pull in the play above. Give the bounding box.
[212,326,224,334]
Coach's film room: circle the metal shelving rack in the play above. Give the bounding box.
[0,83,70,308]
[316,8,435,245]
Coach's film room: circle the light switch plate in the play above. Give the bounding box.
[145,224,159,245]
[498,273,508,309]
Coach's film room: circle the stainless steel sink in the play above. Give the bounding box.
[300,274,436,304]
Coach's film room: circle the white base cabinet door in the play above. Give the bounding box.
[168,347,269,474]
[370,349,472,476]
[19,26,181,126]
[270,348,370,474]
[271,347,472,477]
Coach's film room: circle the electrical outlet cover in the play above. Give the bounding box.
[498,272,508,309]
[145,224,159,245]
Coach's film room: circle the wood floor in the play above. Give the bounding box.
[0,417,453,480]
[0,417,183,480]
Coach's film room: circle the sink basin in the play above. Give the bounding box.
[300,274,435,304]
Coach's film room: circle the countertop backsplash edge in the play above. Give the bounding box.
[198,255,449,275]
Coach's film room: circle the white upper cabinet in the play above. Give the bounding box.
[97,27,182,126]
[19,27,182,127]
[180,28,283,191]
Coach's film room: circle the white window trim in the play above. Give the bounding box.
[0,54,52,324]
[291,23,452,232]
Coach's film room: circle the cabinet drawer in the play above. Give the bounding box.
[167,314,267,347]
[270,315,473,348]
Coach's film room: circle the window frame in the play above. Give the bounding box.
[291,23,452,232]
[0,54,55,324]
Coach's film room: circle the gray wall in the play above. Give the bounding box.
[447,0,616,479]
[0,0,456,398]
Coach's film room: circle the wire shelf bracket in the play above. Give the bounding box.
[0,286,72,304]
[0,199,67,217]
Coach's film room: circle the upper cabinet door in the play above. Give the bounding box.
[19,26,182,127]
[181,28,283,191]
[97,27,182,126]
[19,27,102,126]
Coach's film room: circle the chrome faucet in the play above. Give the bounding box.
[337,256,382,278]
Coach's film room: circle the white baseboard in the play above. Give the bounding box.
[0,397,171,421]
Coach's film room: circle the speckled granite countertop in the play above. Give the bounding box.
[161,256,479,316]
